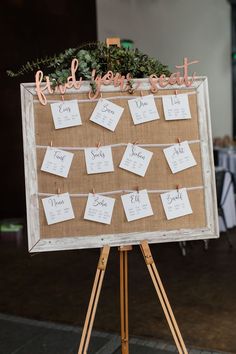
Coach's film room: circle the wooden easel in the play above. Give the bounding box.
[78,37,187,354]
[78,241,188,354]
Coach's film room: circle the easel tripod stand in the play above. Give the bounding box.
[78,240,188,354]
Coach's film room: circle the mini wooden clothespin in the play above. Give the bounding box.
[132,140,139,145]
[61,95,65,101]
[140,91,144,98]
[57,187,61,194]
[97,141,101,149]
[176,184,181,192]
[50,140,53,147]
[136,186,140,193]
[171,90,179,105]
[177,137,181,145]
[92,187,96,195]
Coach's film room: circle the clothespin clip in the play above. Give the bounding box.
[50,140,53,147]
[61,95,65,101]
[132,140,139,145]
[57,187,61,194]
[140,91,144,98]
[173,89,181,104]
[177,137,181,145]
[136,186,140,194]
[97,141,101,149]
[92,187,96,195]
[176,184,181,192]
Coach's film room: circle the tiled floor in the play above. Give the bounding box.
[0,313,228,354]
[0,229,236,352]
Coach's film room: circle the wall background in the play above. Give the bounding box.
[1,0,232,218]
[0,0,97,218]
[96,0,232,138]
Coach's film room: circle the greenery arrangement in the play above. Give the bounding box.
[7,41,171,87]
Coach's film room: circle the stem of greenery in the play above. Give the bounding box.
[7,41,171,85]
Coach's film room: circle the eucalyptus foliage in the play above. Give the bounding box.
[7,42,171,85]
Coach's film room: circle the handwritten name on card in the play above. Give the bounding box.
[42,192,75,225]
[128,94,160,125]
[90,98,124,131]
[50,100,82,129]
[84,146,114,174]
[160,188,193,220]
[121,189,154,222]
[119,143,153,177]
[163,141,197,173]
[84,193,115,224]
[162,94,191,120]
[41,147,74,178]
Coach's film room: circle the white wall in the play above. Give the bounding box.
[96,0,232,138]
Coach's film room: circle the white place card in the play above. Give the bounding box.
[119,143,153,177]
[162,93,191,120]
[41,147,74,178]
[128,94,160,125]
[160,188,193,220]
[42,192,75,225]
[90,98,124,131]
[121,189,154,222]
[163,141,197,174]
[84,146,114,174]
[84,193,115,225]
[50,100,82,129]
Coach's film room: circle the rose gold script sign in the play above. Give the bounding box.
[35,57,199,105]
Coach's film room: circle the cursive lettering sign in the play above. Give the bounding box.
[171,146,185,158]
[171,96,181,105]
[35,59,82,105]
[130,194,140,203]
[93,197,108,207]
[130,145,145,160]
[121,189,153,221]
[35,57,199,105]
[101,103,114,115]
[54,150,66,162]
[49,198,65,207]
[135,99,148,109]
[90,149,105,160]
[167,191,183,205]
[149,57,199,92]
[58,103,71,113]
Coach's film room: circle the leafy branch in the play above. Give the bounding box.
[7,41,171,85]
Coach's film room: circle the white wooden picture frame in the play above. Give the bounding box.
[21,77,219,252]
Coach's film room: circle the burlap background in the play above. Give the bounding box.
[33,89,206,240]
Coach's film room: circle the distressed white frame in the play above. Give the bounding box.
[21,77,219,252]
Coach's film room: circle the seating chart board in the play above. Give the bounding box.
[21,77,219,252]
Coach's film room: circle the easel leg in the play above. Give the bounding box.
[140,241,188,354]
[78,245,110,354]
[119,246,132,354]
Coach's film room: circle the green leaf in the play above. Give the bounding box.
[6,41,171,80]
